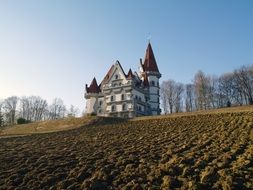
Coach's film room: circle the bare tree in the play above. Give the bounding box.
[160,83,169,114]
[3,96,18,125]
[19,96,48,122]
[160,80,184,114]
[48,98,66,120]
[194,71,211,110]
[161,80,175,113]
[185,84,195,112]
[217,72,244,107]
[67,105,80,117]
[174,83,184,113]
[207,75,219,109]
[234,66,253,105]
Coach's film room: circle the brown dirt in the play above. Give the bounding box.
[0,110,253,189]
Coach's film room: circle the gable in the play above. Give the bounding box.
[105,61,128,86]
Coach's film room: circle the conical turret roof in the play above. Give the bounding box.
[86,77,101,93]
[126,68,134,79]
[143,42,160,73]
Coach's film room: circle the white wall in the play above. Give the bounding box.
[85,97,97,114]
[147,75,160,115]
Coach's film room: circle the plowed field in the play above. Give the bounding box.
[0,109,253,189]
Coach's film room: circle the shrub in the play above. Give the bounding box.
[17,117,31,125]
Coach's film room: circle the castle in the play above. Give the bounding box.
[84,42,161,118]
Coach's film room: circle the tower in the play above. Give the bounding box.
[84,77,102,115]
[140,42,161,115]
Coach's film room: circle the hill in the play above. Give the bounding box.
[0,106,253,189]
[0,116,97,137]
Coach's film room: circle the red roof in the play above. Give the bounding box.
[100,65,115,86]
[86,77,101,93]
[126,69,134,79]
[143,42,160,73]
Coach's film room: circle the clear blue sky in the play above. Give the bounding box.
[1,0,253,112]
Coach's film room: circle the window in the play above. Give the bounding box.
[110,95,114,102]
[99,100,103,106]
[122,104,127,111]
[115,74,119,80]
[111,105,116,112]
[121,94,125,101]
[151,81,155,86]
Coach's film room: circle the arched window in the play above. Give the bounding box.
[111,105,116,112]
[110,95,114,102]
[121,94,125,101]
[115,74,119,80]
[122,104,127,111]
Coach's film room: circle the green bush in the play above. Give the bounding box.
[17,118,31,125]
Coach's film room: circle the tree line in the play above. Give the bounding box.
[0,96,79,127]
[161,64,253,114]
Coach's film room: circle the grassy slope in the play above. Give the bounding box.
[134,105,253,121]
[0,116,97,136]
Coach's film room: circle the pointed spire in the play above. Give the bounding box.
[126,68,134,79]
[86,77,101,93]
[143,42,160,73]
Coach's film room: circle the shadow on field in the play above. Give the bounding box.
[86,117,128,126]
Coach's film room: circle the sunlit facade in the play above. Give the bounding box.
[84,43,161,118]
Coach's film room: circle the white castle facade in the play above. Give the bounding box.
[84,43,161,118]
